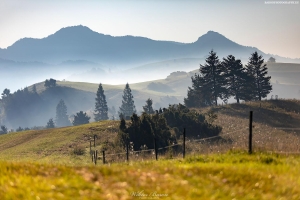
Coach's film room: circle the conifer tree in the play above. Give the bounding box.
[55,99,71,127]
[222,55,251,103]
[72,111,90,126]
[94,83,108,121]
[184,50,226,107]
[46,118,55,128]
[245,52,272,101]
[119,83,136,119]
[184,73,214,107]
[143,98,155,114]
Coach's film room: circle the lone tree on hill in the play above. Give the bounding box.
[245,51,272,101]
[119,83,136,119]
[143,98,155,114]
[55,99,71,127]
[46,118,55,129]
[72,111,90,126]
[44,78,56,88]
[222,55,252,103]
[94,83,108,121]
[267,57,276,63]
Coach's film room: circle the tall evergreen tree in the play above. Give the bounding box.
[222,55,252,103]
[184,50,226,107]
[94,83,108,121]
[184,73,214,107]
[200,50,227,105]
[55,99,71,127]
[119,83,136,119]
[245,52,272,101]
[143,98,155,114]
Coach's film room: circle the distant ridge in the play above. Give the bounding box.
[0,25,299,65]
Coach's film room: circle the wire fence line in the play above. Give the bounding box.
[89,127,251,164]
[88,111,300,165]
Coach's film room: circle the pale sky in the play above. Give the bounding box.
[0,0,299,58]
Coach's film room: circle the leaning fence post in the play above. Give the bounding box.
[183,128,186,159]
[249,111,253,154]
[102,150,105,164]
[94,135,97,147]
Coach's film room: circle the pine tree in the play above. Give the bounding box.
[143,98,155,114]
[94,83,108,121]
[222,55,251,103]
[245,52,272,101]
[184,73,214,107]
[46,118,55,128]
[119,83,136,119]
[184,50,226,107]
[55,99,71,127]
[72,111,90,126]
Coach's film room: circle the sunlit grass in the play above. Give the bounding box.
[1,152,300,199]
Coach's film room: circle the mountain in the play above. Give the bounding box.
[1,25,299,66]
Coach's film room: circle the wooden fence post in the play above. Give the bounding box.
[94,135,97,148]
[90,140,92,153]
[183,128,186,159]
[94,150,98,165]
[126,142,129,162]
[102,150,105,164]
[153,137,158,161]
[91,150,94,162]
[249,111,253,154]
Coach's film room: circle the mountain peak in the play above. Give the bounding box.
[53,25,97,35]
[196,31,226,42]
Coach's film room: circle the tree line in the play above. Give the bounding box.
[184,51,272,107]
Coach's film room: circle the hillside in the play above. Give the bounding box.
[1,59,299,129]
[1,100,300,199]
[0,99,300,165]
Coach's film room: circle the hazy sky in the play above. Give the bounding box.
[0,0,299,58]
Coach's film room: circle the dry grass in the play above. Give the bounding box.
[186,99,300,155]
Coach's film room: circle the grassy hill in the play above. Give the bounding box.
[0,99,300,164]
[1,99,300,199]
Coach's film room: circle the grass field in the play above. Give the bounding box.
[1,152,300,199]
[1,99,300,199]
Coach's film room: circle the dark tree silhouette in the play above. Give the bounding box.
[245,52,272,101]
[55,99,71,127]
[94,83,108,121]
[72,111,90,126]
[222,55,252,103]
[119,83,136,119]
[268,57,276,63]
[143,98,155,114]
[0,126,8,134]
[1,88,10,98]
[46,118,55,129]
[44,78,57,88]
[185,50,226,107]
